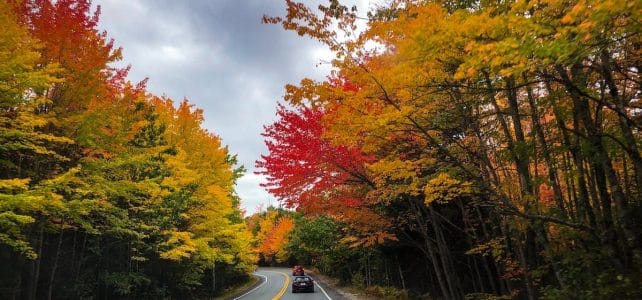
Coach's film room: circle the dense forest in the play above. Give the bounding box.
[2,0,641,299]
[0,0,255,298]
[255,0,642,299]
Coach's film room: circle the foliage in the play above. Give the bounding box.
[0,1,255,298]
[364,285,410,300]
[247,207,294,265]
[260,0,642,298]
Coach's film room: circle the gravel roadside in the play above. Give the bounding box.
[306,269,366,300]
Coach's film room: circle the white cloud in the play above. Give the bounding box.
[236,173,277,215]
[161,45,186,61]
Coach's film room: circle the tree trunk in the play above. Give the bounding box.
[75,231,87,283]
[584,160,603,228]
[396,256,406,290]
[572,107,600,228]
[47,223,65,300]
[11,254,23,300]
[429,206,463,299]
[411,198,451,299]
[474,207,501,294]
[595,162,628,267]
[502,221,535,300]
[504,77,534,197]
[600,51,642,193]
[524,76,566,216]
[544,80,596,227]
[212,262,216,295]
[28,223,45,300]
[557,64,640,266]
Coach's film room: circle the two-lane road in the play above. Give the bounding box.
[233,267,346,300]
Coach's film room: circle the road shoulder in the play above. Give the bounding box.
[217,274,263,300]
[306,270,362,300]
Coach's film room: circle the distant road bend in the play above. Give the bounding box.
[233,267,345,300]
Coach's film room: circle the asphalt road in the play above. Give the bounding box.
[233,267,346,300]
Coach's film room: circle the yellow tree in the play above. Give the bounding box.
[150,96,256,272]
[0,0,69,258]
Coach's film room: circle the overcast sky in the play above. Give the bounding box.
[95,0,369,215]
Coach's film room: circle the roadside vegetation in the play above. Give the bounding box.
[2,0,641,299]
[0,1,255,298]
[256,0,642,299]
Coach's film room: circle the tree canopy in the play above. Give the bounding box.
[0,1,255,298]
[258,0,642,298]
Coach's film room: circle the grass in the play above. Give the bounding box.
[212,275,261,300]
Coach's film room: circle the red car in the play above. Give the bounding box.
[292,265,304,276]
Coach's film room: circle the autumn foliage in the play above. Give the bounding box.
[257,213,294,263]
[257,104,373,209]
[0,1,255,298]
[259,0,642,298]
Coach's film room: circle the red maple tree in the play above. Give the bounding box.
[256,104,374,212]
[12,0,130,112]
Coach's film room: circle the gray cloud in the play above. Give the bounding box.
[96,0,364,215]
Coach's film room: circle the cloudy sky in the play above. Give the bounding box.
[94,0,369,215]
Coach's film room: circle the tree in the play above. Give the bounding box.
[257,104,374,210]
[12,0,128,116]
[263,0,642,298]
[0,1,256,298]
[0,0,69,259]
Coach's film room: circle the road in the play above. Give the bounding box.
[233,267,346,300]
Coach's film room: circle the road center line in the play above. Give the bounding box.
[233,273,267,300]
[271,272,290,300]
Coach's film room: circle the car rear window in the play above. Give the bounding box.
[295,277,311,282]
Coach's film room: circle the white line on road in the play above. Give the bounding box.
[314,280,333,300]
[233,273,268,300]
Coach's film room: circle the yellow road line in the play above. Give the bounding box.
[271,272,289,300]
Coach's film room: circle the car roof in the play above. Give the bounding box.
[293,275,312,279]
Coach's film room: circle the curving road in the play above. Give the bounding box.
[233,267,346,300]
